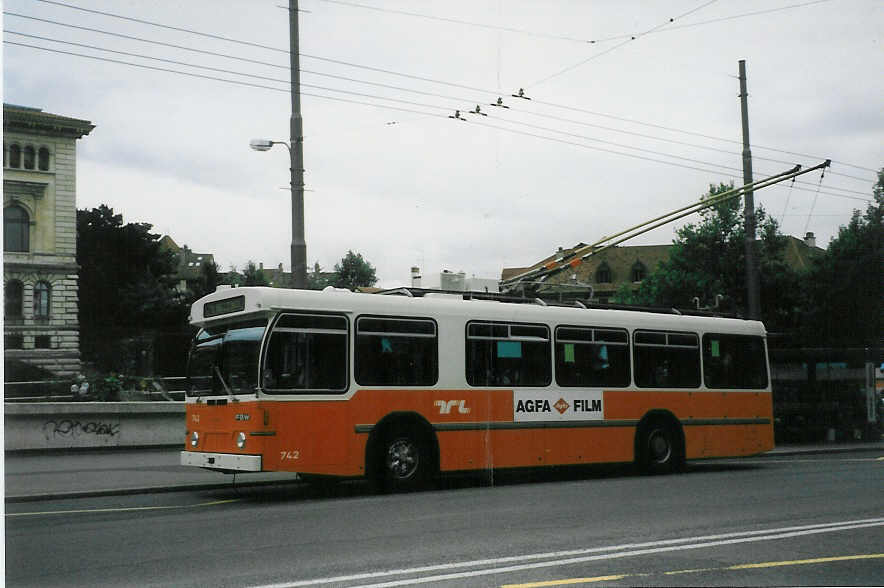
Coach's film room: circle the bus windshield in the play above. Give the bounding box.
[186,318,267,397]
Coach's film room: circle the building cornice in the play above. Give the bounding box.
[3,260,79,273]
[3,104,94,139]
[4,179,48,199]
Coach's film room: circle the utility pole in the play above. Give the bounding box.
[739,59,760,320]
[289,0,307,288]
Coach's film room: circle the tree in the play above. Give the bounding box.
[333,250,377,290]
[224,261,268,287]
[242,261,269,286]
[615,183,802,330]
[800,169,883,347]
[77,205,185,371]
[78,205,181,328]
[307,261,332,290]
[190,260,220,300]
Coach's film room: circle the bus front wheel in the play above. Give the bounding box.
[379,428,431,492]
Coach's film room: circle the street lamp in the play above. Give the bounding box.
[249,137,307,289]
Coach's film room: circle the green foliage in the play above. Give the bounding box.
[93,373,124,402]
[307,261,333,290]
[333,250,377,290]
[800,169,883,346]
[77,205,182,330]
[242,261,269,286]
[225,261,269,287]
[190,261,220,300]
[615,183,801,329]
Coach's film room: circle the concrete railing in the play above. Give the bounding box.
[4,402,185,451]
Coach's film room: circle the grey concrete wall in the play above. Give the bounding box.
[4,402,185,450]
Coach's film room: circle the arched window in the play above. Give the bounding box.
[23,145,35,169]
[5,280,24,323]
[4,206,30,252]
[9,143,21,168]
[38,147,50,171]
[596,263,612,284]
[631,261,647,282]
[34,281,51,321]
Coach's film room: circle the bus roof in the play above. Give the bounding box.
[190,286,766,336]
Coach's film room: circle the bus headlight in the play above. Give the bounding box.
[236,432,247,449]
[190,431,199,447]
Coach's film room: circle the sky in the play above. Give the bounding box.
[3,0,882,288]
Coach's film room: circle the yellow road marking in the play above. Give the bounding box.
[729,553,884,569]
[6,498,240,517]
[501,553,884,587]
[501,575,632,587]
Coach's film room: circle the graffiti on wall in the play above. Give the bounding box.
[42,419,121,440]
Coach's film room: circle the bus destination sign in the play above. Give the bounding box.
[204,295,245,318]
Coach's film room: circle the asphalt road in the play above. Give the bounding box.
[5,453,883,587]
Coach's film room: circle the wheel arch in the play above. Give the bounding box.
[364,411,440,479]
[634,409,685,466]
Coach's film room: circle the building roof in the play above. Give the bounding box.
[3,104,94,139]
[502,234,822,299]
[502,243,672,295]
[159,235,215,281]
[782,235,823,271]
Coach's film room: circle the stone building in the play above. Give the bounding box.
[501,243,671,304]
[502,235,821,305]
[3,104,94,377]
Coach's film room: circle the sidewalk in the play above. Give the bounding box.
[4,447,301,502]
[4,441,883,503]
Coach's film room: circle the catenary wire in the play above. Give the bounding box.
[0,29,809,181]
[3,40,448,118]
[316,0,833,46]
[5,37,873,205]
[529,0,719,87]
[0,33,799,185]
[315,0,594,44]
[8,3,875,175]
[7,30,870,199]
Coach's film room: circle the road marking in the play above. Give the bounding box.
[733,457,883,464]
[728,553,884,569]
[248,517,884,588]
[5,498,240,517]
[501,574,633,587]
[505,553,884,587]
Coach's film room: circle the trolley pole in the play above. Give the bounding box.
[289,0,307,288]
[739,59,760,320]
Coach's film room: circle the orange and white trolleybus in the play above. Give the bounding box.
[181,286,774,490]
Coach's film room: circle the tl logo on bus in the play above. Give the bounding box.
[434,400,470,415]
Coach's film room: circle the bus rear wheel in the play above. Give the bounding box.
[638,422,683,474]
[379,428,431,492]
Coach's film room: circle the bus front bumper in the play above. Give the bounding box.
[180,451,262,472]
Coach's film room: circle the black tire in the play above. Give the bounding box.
[638,422,682,474]
[378,427,431,492]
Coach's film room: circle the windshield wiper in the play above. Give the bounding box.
[214,365,238,402]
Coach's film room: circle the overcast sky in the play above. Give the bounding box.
[3,0,882,288]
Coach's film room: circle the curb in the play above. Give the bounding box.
[763,445,884,457]
[5,478,304,503]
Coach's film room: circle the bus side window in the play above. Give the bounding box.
[263,313,348,393]
[355,316,437,386]
[555,326,629,387]
[466,321,550,387]
[634,330,700,388]
[703,334,768,389]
